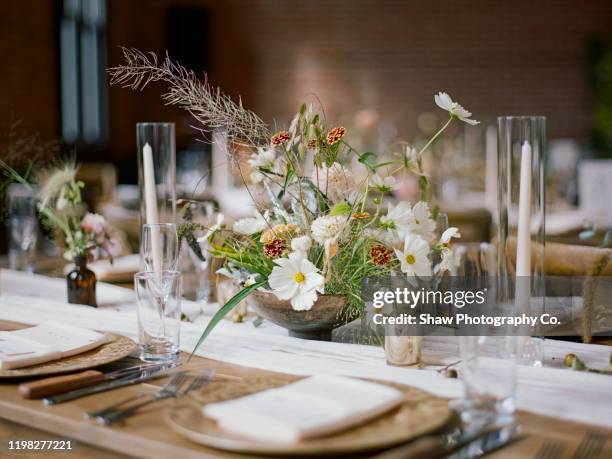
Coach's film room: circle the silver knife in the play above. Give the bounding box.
[446,424,523,458]
[43,362,179,405]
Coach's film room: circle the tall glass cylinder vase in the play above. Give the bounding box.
[136,123,177,228]
[497,116,546,366]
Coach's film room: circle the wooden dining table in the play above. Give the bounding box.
[1,319,611,459]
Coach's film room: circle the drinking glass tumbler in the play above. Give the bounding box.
[135,270,182,362]
[7,195,38,273]
[460,335,517,426]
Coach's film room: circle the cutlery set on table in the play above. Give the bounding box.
[16,360,215,425]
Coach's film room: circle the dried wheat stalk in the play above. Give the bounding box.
[108,48,271,147]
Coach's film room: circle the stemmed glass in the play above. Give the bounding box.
[140,223,179,275]
[139,223,179,356]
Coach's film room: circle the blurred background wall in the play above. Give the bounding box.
[1,0,612,184]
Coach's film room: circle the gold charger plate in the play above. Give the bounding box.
[0,333,136,379]
[166,375,452,456]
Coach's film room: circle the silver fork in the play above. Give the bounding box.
[535,439,564,459]
[85,370,187,419]
[95,372,189,425]
[573,431,607,459]
[179,369,215,396]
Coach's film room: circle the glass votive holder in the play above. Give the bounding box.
[134,270,182,362]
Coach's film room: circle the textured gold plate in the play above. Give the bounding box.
[0,333,136,379]
[166,375,452,456]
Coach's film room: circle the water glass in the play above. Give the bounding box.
[460,335,517,426]
[140,223,179,273]
[7,195,38,272]
[135,270,182,362]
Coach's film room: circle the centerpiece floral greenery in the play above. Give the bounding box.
[109,48,478,352]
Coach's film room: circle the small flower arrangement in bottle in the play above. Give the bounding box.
[1,160,121,306]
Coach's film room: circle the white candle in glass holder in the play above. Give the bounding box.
[515,140,532,277]
[142,142,162,279]
[484,126,498,213]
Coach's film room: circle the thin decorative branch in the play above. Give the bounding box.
[108,48,271,146]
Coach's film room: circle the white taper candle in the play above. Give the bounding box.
[516,140,532,277]
[515,141,533,353]
[142,142,162,280]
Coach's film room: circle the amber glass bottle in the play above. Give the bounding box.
[66,256,97,307]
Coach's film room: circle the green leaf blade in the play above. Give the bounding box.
[188,280,267,360]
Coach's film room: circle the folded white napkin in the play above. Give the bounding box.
[203,375,404,442]
[0,321,109,370]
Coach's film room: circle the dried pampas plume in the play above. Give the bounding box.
[107,48,271,147]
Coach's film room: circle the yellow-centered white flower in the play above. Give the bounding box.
[371,174,399,193]
[434,92,480,125]
[394,234,432,278]
[268,252,325,311]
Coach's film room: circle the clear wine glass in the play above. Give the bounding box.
[140,223,179,275]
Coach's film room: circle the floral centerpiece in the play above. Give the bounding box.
[109,49,478,350]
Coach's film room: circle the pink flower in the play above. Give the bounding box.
[81,213,107,236]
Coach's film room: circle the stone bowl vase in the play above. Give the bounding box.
[249,290,357,341]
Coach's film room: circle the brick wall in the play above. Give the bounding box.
[1,0,611,155]
[228,0,612,141]
[0,0,59,139]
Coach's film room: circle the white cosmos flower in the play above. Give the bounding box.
[434,92,479,125]
[394,234,432,278]
[291,235,312,254]
[268,252,325,311]
[248,147,276,183]
[439,227,461,244]
[408,201,437,241]
[380,201,413,239]
[232,210,270,235]
[371,174,399,193]
[310,215,349,245]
